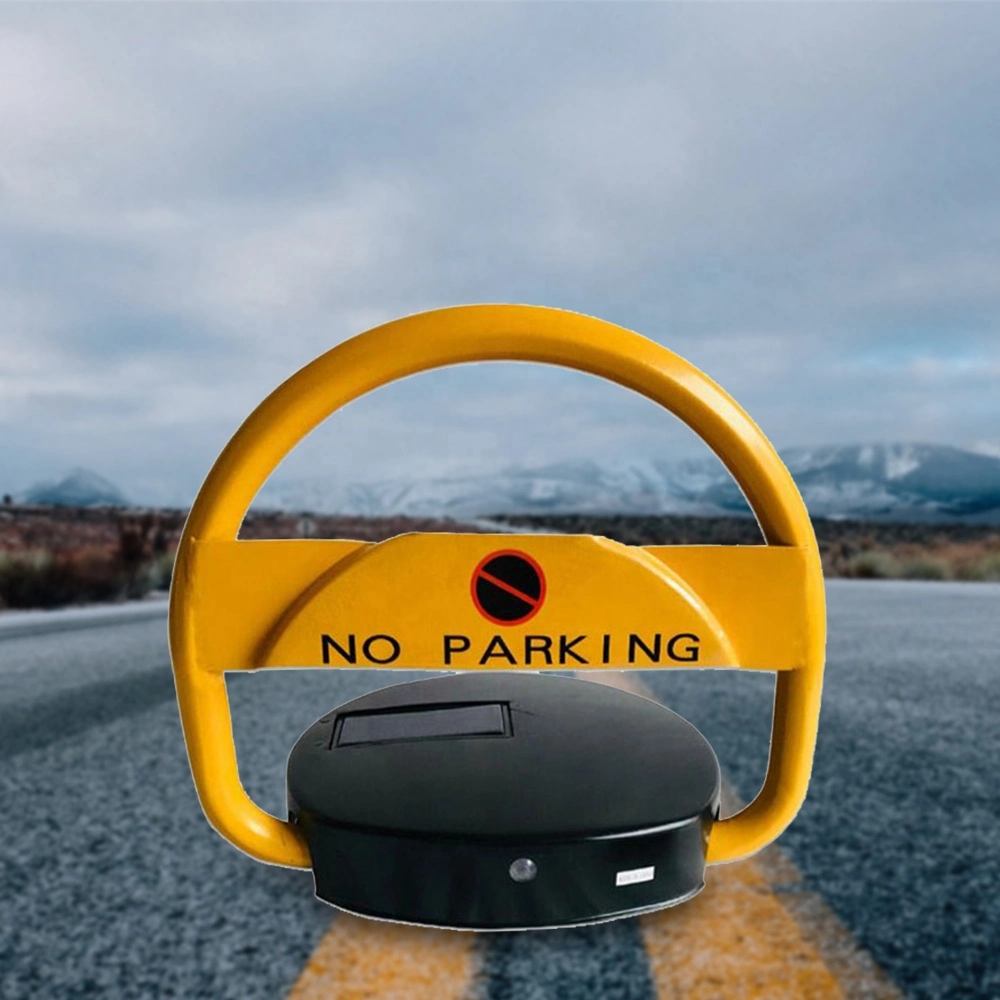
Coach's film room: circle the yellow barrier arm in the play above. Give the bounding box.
[169,304,825,868]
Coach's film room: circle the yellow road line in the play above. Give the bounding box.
[640,810,847,1000]
[586,671,903,1000]
[286,912,476,1000]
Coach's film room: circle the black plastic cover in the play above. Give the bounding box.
[287,672,720,929]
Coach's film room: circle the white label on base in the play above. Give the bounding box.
[616,865,655,887]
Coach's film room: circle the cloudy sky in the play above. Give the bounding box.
[2,4,999,505]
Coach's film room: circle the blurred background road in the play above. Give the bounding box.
[1,580,997,999]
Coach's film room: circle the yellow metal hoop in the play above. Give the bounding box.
[169,304,825,869]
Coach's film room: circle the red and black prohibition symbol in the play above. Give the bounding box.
[471,550,546,626]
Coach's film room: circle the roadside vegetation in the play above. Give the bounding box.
[2,505,998,610]
[829,544,1000,581]
[0,511,178,610]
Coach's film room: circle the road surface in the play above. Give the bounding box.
[1,580,997,998]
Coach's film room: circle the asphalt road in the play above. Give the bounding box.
[1,580,997,999]
[645,580,1000,1000]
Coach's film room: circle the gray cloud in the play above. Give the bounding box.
[1,4,998,504]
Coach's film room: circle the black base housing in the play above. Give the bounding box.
[287,673,720,930]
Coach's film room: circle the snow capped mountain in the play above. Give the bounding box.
[772,444,1000,519]
[253,443,1000,523]
[20,468,130,507]
[21,445,1000,520]
[254,459,703,521]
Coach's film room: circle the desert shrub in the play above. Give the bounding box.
[845,550,900,579]
[0,546,150,609]
[950,554,982,580]
[897,556,950,581]
[145,551,175,592]
[64,547,126,602]
[0,551,58,608]
[970,552,1000,582]
[947,543,1000,581]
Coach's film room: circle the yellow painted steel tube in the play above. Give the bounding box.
[169,304,825,868]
